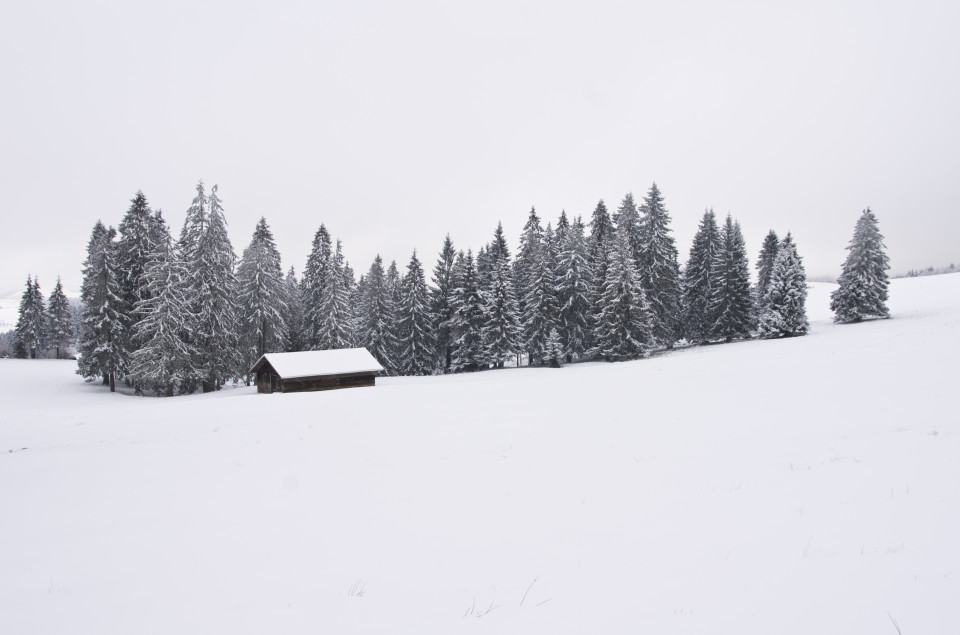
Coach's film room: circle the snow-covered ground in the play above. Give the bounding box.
[1,275,958,634]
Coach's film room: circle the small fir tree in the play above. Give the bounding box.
[46,277,72,359]
[830,208,891,322]
[758,233,808,338]
[544,327,564,368]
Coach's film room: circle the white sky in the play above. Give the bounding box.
[2,0,958,297]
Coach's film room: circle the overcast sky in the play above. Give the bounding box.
[2,0,958,297]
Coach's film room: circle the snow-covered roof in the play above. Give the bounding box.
[251,348,384,379]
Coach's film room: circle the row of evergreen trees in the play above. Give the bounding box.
[11,275,74,360]
[69,181,830,395]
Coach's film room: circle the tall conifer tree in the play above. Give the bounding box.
[593,224,654,361]
[482,224,522,369]
[77,222,125,390]
[180,183,241,391]
[555,215,592,362]
[638,183,682,347]
[301,225,333,349]
[236,217,288,380]
[15,275,46,359]
[430,235,457,372]
[46,277,72,359]
[358,255,398,373]
[316,240,353,349]
[128,223,198,396]
[682,209,722,344]
[449,250,486,373]
[708,215,754,342]
[397,251,435,375]
[830,208,891,322]
[755,230,780,310]
[116,191,155,365]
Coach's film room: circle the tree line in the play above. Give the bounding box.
[9,182,890,395]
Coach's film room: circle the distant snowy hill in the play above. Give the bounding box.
[0,293,19,330]
[1,273,958,634]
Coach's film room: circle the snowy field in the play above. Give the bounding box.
[1,275,958,634]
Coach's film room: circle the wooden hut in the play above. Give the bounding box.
[249,348,385,394]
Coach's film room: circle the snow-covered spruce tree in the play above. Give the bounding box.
[116,191,155,366]
[46,276,72,359]
[755,230,779,310]
[482,224,522,369]
[587,200,613,352]
[15,275,46,359]
[593,223,654,361]
[316,240,353,349]
[758,233,808,338]
[236,217,288,381]
[385,259,405,371]
[397,251,435,375]
[283,267,305,352]
[544,327,564,368]
[300,224,333,349]
[522,227,560,366]
[681,208,722,344]
[637,183,682,347]
[613,192,643,265]
[180,183,241,392]
[516,207,563,366]
[358,255,398,373]
[449,250,486,373]
[708,215,754,342]
[430,234,456,372]
[77,222,126,390]
[555,215,592,363]
[830,208,891,323]
[128,224,199,396]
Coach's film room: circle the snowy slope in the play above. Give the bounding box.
[1,274,958,634]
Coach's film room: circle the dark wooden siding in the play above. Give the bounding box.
[279,371,376,393]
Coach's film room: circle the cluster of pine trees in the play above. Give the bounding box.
[67,181,833,396]
[10,275,74,360]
